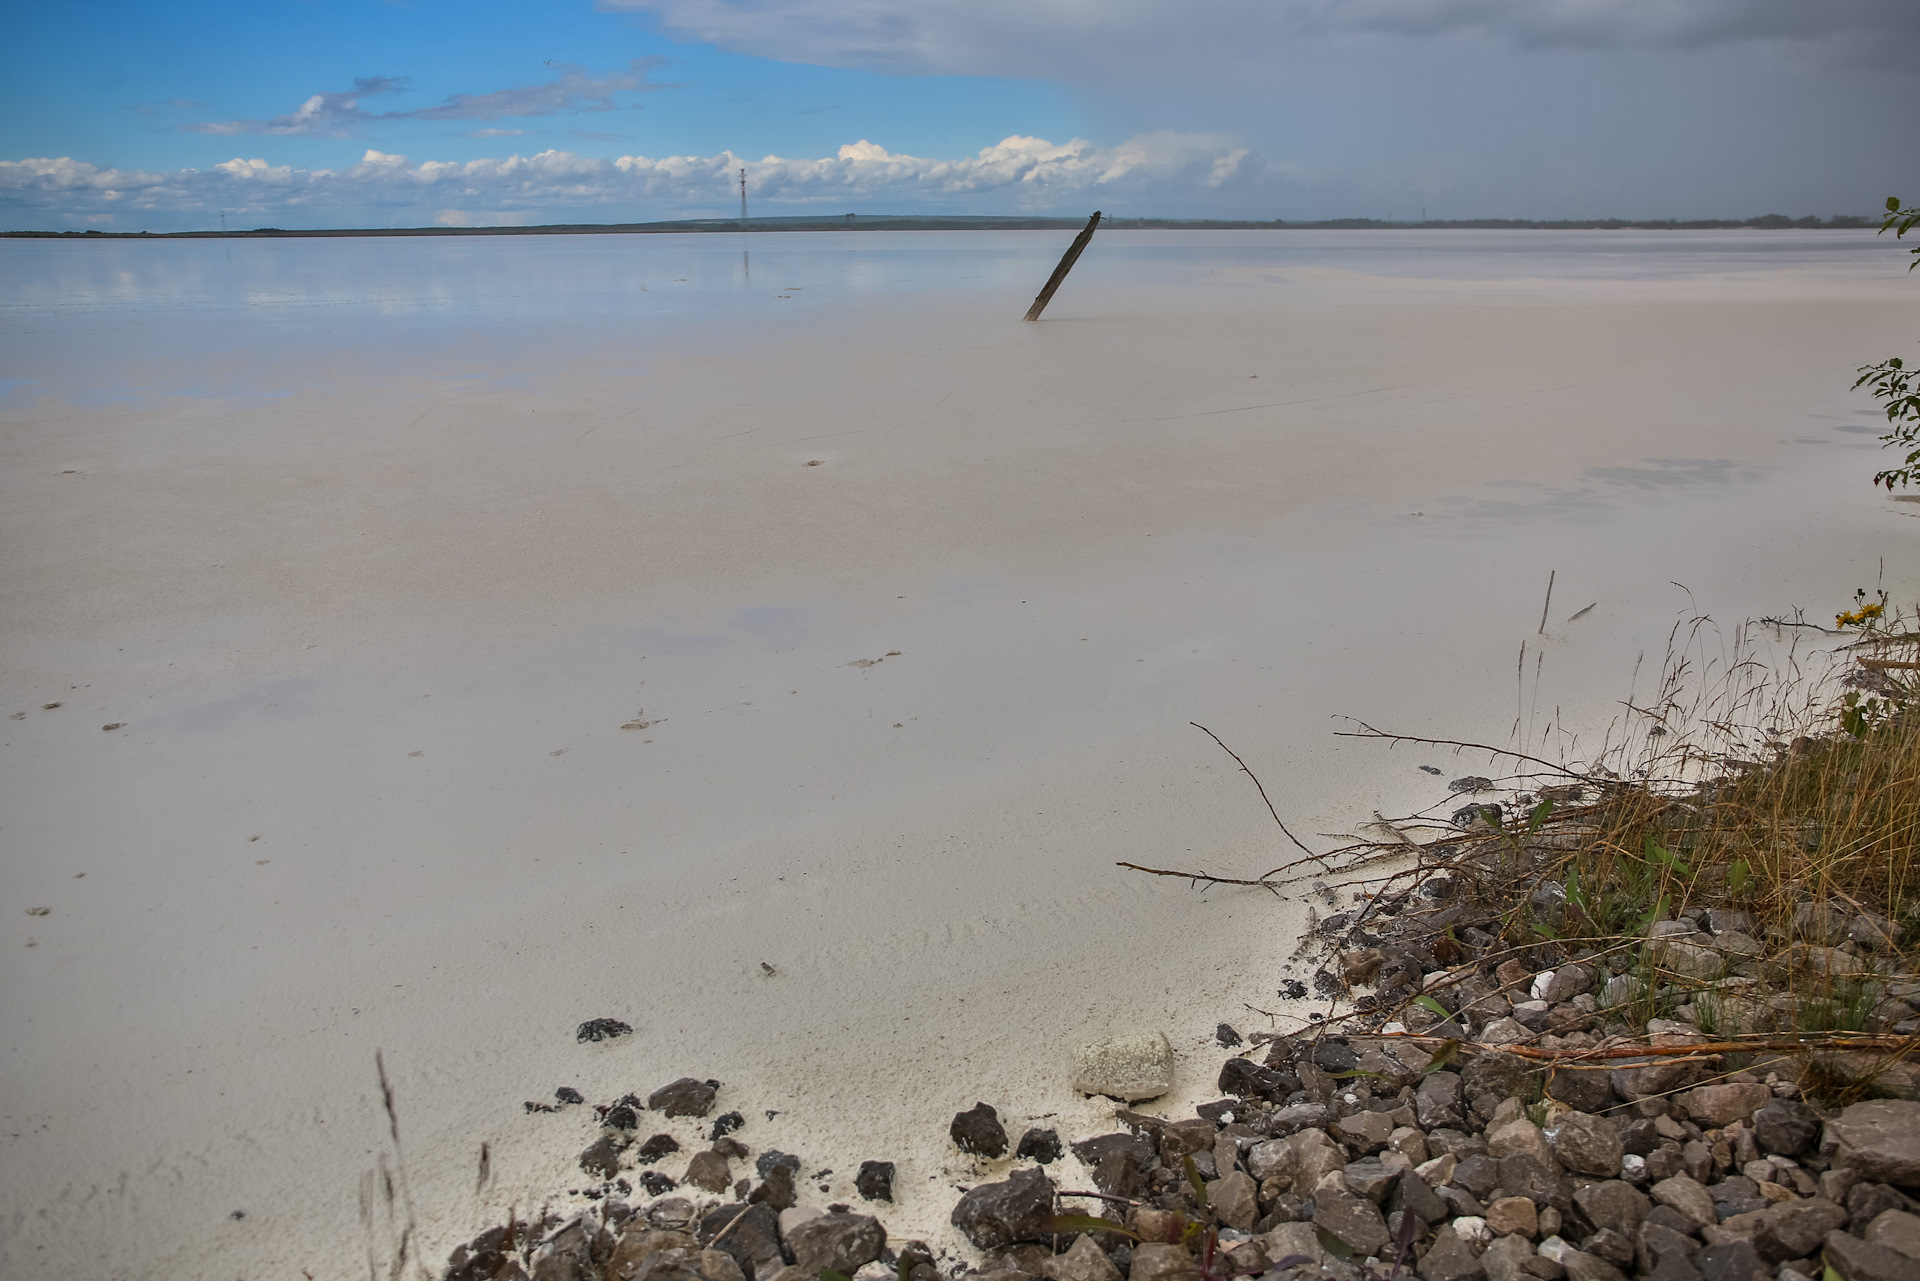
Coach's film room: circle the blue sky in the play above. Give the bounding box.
[3,1,1916,230]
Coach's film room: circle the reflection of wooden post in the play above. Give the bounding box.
[1023,211,1102,321]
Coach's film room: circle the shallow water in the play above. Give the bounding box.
[1,229,1916,1279]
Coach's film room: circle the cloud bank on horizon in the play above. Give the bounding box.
[2,0,1915,229]
[1,134,1255,230]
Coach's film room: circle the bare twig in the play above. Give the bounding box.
[1190,723,1317,856]
[1115,861,1284,893]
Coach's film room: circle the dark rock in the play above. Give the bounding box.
[1216,1023,1243,1047]
[606,1106,640,1132]
[1551,1111,1623,1177]
[699,1204,782,1280]
[1311,1040,1360,1074]
[855,1161,895,1202]
[1417,1072,1467,1130]
[581,1137,625,1180]
[1279,979,1309,1000]
[1752,1198,1846,1263]
[709,1112,745,1140]
[1267,1103,1331,1134]
[1821,1229,1916,1281]
[1455,1154,1502,1199]
[648,1079,719,1118]
[755,1150,800,1179]
[1449,776,1494,794]
[636,1134,681,1165]
[1219,1058,1287,1100]
[1193,1099,1239,1125]
[1550,1248,1627,1281]
[1438,1186,1486,1219]
[1750,1100,1818,1157]
[1016,1128,1063,1164]
[747,1164,795,1210]
[1158,1118,1216,1162]
[639,1171,677,1196]
[1545,1069,1615,1116]
[1418,1225,1486,1281]
[683,1151,731,1194]
[1462,1054,1538,1106]
[1312,1186,1390,1256]
[1847,1182,1919,1231]
[1636,1222,1699,1275]
[951,1103,1010,1158]
[1499,1154,1570,1211]
[951,1167,1055,1250]
[1573,1180,1649,1236]
[712,1137,748,1161]
[556,1087,585,1105]
[576,1018,633,1043]
[1583,1228,1635,1267]
[1389,1170,1449,1225]
[785,1213,886,1275]
[1693,1239,1767,1281]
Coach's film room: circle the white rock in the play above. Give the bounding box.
[1531,972,1555,1001]
[779,1207,824,1241]
[1536,1237,1572,1263]
[1453,1217,1492,1249]
[1069,1028,1175,1101]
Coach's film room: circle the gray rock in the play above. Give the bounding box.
[1418,1073,1467,1129]
[1016,1128,1064,1164]
[1209,1170,1258,1229]
[1456,1154,1502,1199]
[1610,1057,1688,1102]
[1313,1185,1391,1256]
[1539,1241,1626,1281]
[1693,1239,1766,1281]
[1040,1235,1124,1281]
[1499,1154,1569,1211]
[1598,976,1644,1011]
[1828,1100,1920,1187]
[748,1164,796,1210]
[1822,1229,1918,1281]
[1071,1029,1175,1101]
[648,1078,720,1118]
[1334,1111,1394,1154]
[698,1205,783,1281]
[1649,1176,1716,1230]
[1549,1112,1623,1177]
[1636,1222,1700,1274]
[951,1167,1054,1250]
[1752,1100,1820,1157]
[1681,1083,1770,1127]
[1479,1234,1536,1281]
[1752,1198,1847,1263]
[1417,1225,1486,1281]
[1127,1243,1199,1281]
[1793,901,1850,944]
[784,1213,885,1275]
[1268,1102,1332,1134]
[1864,1207,1920,1258]
[1390,1169,1449,1225]
[1848,1181,1920,1231]
[1248,1138,1297,1182]
[950,1102,1009,1158]
[1258,1220,1323,1269]
[1544,1068,1614,1116]
[1581,1228,1634,1266]
[1573,1181,1649,1236]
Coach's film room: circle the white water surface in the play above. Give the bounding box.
[2,229,1916,1278]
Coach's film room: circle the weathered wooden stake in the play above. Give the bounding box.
[1023,211,1102,321]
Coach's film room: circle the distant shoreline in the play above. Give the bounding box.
[0,213,1878,239]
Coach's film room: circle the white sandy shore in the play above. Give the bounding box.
[1,230,1916,1278]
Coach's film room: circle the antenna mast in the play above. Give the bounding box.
[739,168,747,222]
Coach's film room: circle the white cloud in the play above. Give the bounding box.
[601,0,1918,75]
[189,62,666,137]
[0,134,1271,230]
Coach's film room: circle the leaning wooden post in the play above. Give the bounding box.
[1023,211,1102,321]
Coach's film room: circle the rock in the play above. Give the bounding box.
[1334,1110,1394,1154]
[1681,1084,1771,1127]
[1418,1224,1487,1281]
[1498,1155,1567,1212]
[582,1136,626,1179]
[639,1171,677,1196]
[1218,1057,1287,1100]
[577,1018,633,1042]
[1128,1243,1199,1281]
[1636,1222,1700,1275]
[1598,976,1644,1010]
[1485,1196,1537,1238]
[1248,1137,1297,1182]
[951,1167,1054,1250]
[1269,1102,1331,1134]
[1573,1181,1649,1237]
[1479,1234,1536,1281]
[1693,1239,1767,1281]
[1582,1228,1634,1267]
[1649,1176,1716,1230]
[699,1205,783,1281]
[1071,1029,1175,1101]
[1210,1170,1258,1229]
[607,1229,698,1281]
[748,1164,796,1210]
[755,1150,800,1179]
[634,1134,680,1165]
[1549,1112,1622,1177]
[1751,1099,1820,1157]
[1610,1058,1690,1102]
[606,1105,641,1132]
[1864,1207,1920,1257]
[784,1213,885,1275]
[649,1079,720,1118]
[1536,1240,1626,1281]
[1390,1169,1449,1224]
[1487,1118,1556,1170]
[1158,1117,1215,1162]
[684,1152,732,1194]
[711,1137,748,1160]
[710,1112,745,1140]
[1793,901,1850,944]
[1541,965,1595,1004]
[1752,1198,1847,1263]
[1342,1160,1398,1202]
[1313,1185,1390,1256]
[1823,1229,1918,1281]
[1418,1072,1467,1129]
[1828,1101,1920,1187]
[855,1161,894,1202]
[1544,1068,1614,1115]
[1259,1220,1323,1267]
[1848,1181,1920,1230]
[950,1102,1009,1157]
[1479,1017,1533,1046]
[1016,1128,1063,1164]
[1040,1235,1125,1281]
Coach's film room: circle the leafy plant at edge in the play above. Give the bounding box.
[1858,196,1920,489]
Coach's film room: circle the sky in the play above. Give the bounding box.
[2,0,1916,231]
